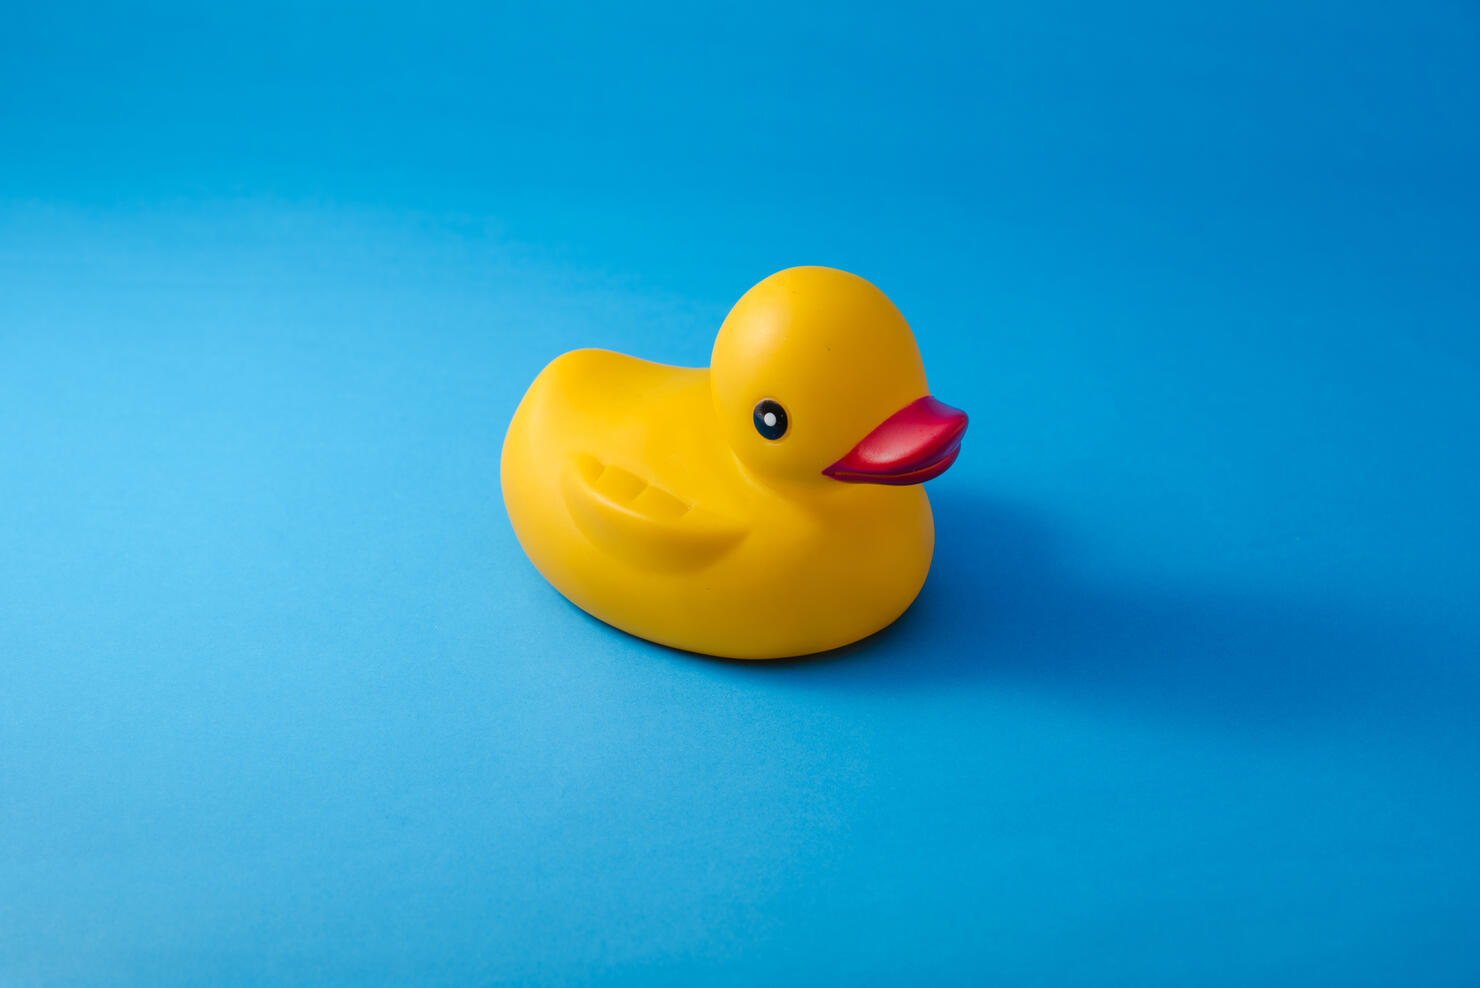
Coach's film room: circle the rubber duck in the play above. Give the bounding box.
[500,266,967,659]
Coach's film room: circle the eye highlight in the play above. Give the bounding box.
[753,399,788,440]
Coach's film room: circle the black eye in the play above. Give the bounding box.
[753,399,788,440]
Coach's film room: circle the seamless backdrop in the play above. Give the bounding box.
[3,2,1479,985]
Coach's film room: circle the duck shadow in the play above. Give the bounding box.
[726,490,1480,737]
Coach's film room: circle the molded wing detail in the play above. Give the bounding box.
[561,454,747,571]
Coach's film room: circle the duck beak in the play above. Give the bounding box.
[823,396,968,485]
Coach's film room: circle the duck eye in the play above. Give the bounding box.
[753,399,788,440]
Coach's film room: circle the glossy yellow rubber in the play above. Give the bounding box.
[500,266,944,659]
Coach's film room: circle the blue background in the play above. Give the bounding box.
[3,2,1479,984]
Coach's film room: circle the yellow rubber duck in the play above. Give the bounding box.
[500,266,968,659]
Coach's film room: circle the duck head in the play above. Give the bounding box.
[711,267,967,488]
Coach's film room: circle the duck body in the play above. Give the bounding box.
[500,267,966,660]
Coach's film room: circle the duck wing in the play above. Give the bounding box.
[560,453,747,572]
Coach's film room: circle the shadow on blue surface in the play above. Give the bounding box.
[595,491,1480,740]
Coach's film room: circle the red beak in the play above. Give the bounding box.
[823,396,968,485]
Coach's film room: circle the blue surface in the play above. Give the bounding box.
[4,2,1479,984]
